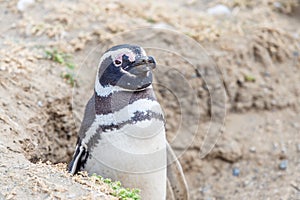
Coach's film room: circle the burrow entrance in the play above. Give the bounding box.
[22,96,78,164]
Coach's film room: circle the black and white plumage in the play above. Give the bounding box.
[68,44,188,200]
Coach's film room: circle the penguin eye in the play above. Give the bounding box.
[114,59,122,66]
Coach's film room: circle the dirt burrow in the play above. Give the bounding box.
[22,97,77,164]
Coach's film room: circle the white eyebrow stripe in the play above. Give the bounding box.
[140,48,147,56]
[98,48,132,66]
[97,47,147,72]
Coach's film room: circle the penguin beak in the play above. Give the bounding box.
[131,56,156,73]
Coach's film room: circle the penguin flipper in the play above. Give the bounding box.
[77,94,96,139]
[68,94,96,174]
[68,139,89,175]
[166,142,189,200]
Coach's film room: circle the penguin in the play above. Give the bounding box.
[68,44,189,200]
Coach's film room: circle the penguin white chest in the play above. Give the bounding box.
[84,100,167,200]
[102,118,166,154]
[87,99,167,172]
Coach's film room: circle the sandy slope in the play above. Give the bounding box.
[0,0,299,199]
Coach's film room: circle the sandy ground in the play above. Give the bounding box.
[0,0,300,199]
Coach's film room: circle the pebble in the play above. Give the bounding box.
[273,2,282,9]
[279,160,288,170]
[0,141,5,149]
[243,180,253,187]
[249,146,256,153]
[232,167,240,176]
[37,101,43,107]
[273,142,279,150]
[207,4,231,16]
[17,0,35,12]
[292,122,300,128]
[263,71,271,77]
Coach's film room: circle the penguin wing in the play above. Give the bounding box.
[77,94,96,139]
[68,138,89,174]
[166,142,189,200]
[68,94,96,174]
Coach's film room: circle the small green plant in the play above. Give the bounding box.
[92,174,141,200]
[145,17,156,23]
[61,72,76,87]
[244,74,256,82]
[45,49,77,86]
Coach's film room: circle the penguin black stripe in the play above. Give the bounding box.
[85,92,164,148]
[94,88,156,115]
[99,110,164,132]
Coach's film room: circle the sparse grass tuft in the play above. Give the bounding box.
[45,49,77,87]
[244,74,256,82]
[146,17,156,23]
[61,72,76,87]
[91,174,141,200]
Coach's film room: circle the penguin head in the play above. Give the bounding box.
[96,44,156,92]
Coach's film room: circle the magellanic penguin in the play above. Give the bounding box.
[68,44,189,200]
